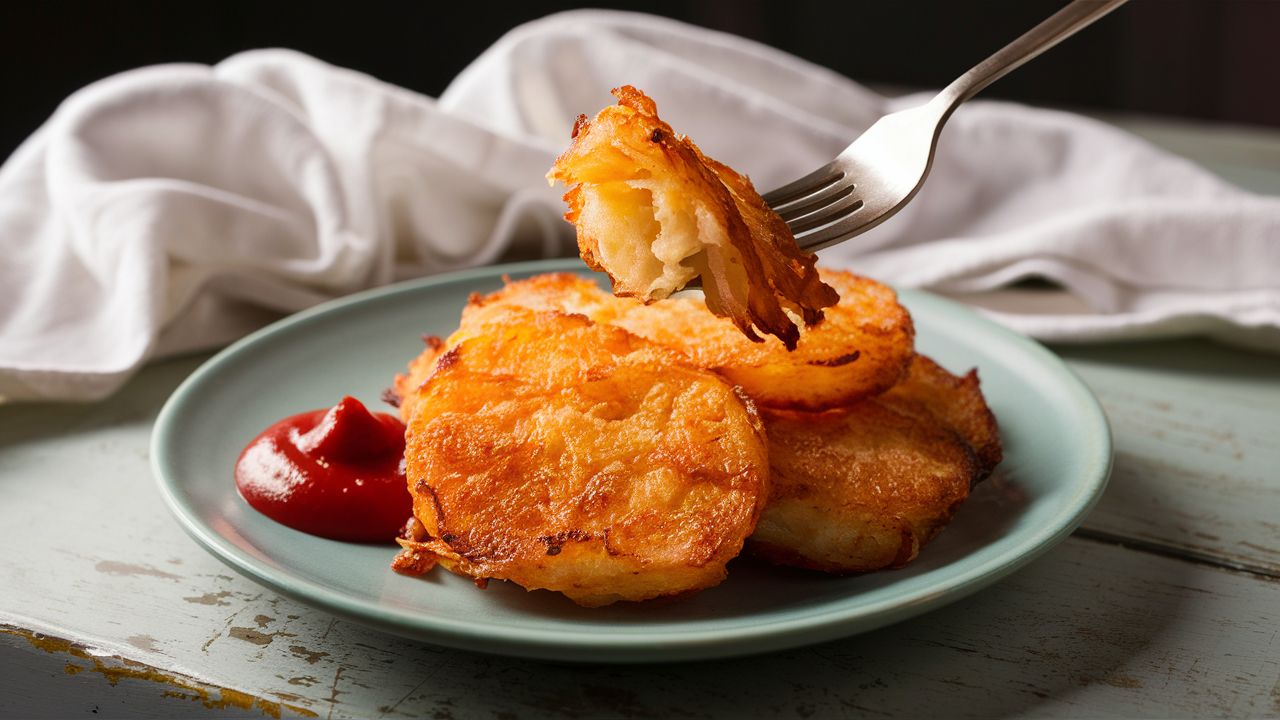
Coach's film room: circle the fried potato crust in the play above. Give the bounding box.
[398,310,770,606]
[391,335,445,424]
[877,355,1003,479]
[750,354,1001,574]
[547,85,837,349]
[458,269,914,411]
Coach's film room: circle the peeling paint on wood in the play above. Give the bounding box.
[8,535,1278,719]
[94,561,183,580]
[0,626,315,717]
[186,591,235,606]
[230,627,297,647]
[290,646,331,665]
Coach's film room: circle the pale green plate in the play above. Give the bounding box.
[152,258,1111,663]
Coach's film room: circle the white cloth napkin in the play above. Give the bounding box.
[3,10,1278,402]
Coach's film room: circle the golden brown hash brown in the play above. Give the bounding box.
[397,309,770,607]
[547,85,837,349]
[749,354,1002,574]
[456,269,914,412]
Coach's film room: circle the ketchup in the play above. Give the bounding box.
[235,396,411,543]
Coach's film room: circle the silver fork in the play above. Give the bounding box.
[766,0,1129,251]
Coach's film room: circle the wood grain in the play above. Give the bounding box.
[1061,340,1280,578]
[3,538,1277,719]
[1,350,1279,718]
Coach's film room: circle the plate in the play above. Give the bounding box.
[152,258,1111,663]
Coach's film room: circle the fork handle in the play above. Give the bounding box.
[932,0,1129,115]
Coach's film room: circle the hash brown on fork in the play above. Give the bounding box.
[547,85,838,349]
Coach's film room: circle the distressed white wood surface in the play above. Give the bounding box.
[1063,340,1280,577]
[3,343,1279,718]
[5,532,1279,719]
[3,116,1280,718]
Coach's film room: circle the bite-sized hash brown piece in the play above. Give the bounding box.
[459,270,914,412]
[391,335,445,424]
[547,85,838,350]
[750,354,1000,574]
[397,309,770,607]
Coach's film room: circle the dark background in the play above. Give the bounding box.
[5,0,1277,163]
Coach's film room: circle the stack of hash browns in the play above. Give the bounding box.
[389,270,1001,607]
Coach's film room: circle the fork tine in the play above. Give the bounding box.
[760,163,844,206]
[794,207,882,251]
[786,192,866,235]
[775,182,857,223]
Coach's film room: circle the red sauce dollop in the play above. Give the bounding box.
[235,396,410,543]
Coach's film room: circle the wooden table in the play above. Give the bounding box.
[3,116,1278,719]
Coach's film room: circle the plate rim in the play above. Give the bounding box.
[151,257,1113,662]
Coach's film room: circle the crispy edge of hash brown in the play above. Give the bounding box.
[453,269,914,412]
